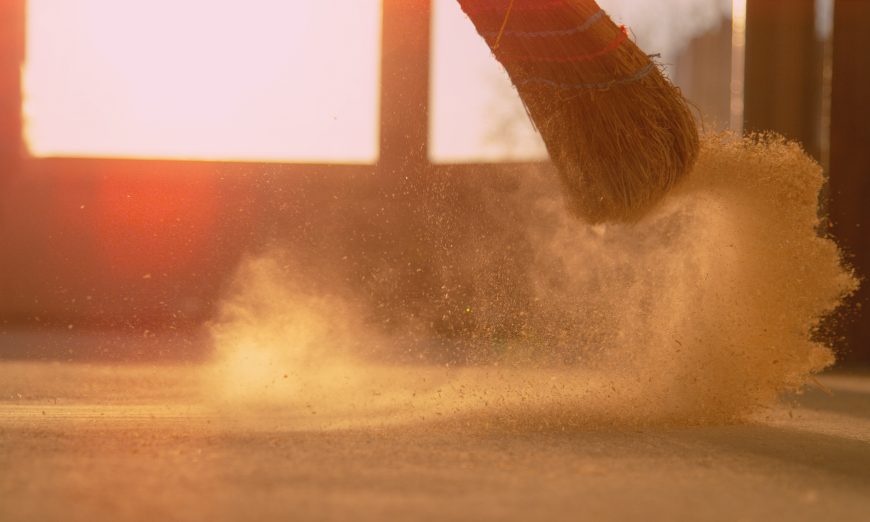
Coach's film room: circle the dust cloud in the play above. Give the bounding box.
[601,0,733,59]
[207,134,856,430]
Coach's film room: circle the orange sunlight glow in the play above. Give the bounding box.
[23,0,382,163]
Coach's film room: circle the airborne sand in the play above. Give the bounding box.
[209,134,857,428]
[1,135,865,521]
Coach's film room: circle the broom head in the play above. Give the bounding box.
[458,0,700,223]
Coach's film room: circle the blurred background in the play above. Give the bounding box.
[0,0,867,364]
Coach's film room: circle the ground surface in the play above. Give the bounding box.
[1,359,869,522]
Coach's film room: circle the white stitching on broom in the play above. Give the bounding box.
[484,9,605,39]
[518,59,658,91]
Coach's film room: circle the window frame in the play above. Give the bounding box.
[0,0,546,185]
[0,0,547,330]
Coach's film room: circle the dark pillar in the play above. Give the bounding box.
[744,0,822,159]
[0,0,24,179]
[379,0,431,171]
[829,0,870,364]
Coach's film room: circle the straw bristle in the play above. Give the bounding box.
[458,0,700,223]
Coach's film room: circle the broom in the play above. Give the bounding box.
[457,0,700,223]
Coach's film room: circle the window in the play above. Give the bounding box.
[23,0,382,163]
[428,0,736,163]
[429,0,547,164]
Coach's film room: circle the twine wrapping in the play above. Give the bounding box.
[519,61,657,91]
[497,25,628,63]
[463,0,568,14]
[483,9,605,39]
